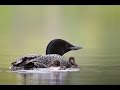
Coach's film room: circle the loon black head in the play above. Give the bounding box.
[46,39,82,56]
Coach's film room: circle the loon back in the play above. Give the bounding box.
[10,54,69,70]
[25,54,67,66]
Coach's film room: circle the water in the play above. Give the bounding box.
[1,56,120,85]
[0,5,120,85]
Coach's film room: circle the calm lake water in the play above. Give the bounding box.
[0,55,120,85]
[1,5,120,85]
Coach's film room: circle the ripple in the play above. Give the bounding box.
[7,68,80,74]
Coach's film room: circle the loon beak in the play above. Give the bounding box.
[70,46,83,50]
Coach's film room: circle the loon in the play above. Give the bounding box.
[10,39,82,70]
[48,57,79,70]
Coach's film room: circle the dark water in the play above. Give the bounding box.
[1,56,120,85]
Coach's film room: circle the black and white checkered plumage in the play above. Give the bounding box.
[10,54,71,70]
[10,39,82,70]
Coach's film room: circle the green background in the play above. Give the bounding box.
[0,5,120,68]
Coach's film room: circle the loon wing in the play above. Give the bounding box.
[10,54,67,70]
[11,54,41,66]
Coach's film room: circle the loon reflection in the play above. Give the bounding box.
[16,72,68,85]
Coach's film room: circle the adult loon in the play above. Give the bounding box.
[10,39,82,70]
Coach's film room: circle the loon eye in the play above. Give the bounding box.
[65,44,69,48]
[65,44,67,47]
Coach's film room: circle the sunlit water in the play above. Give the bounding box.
[1,55,120,85]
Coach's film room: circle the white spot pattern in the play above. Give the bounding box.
[11,54,70,70]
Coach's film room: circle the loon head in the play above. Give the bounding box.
[46,39,82,56]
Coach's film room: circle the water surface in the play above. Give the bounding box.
[1,56,120,85]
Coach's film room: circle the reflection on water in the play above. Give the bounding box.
[1,55,120,85]
[16,72,68,85]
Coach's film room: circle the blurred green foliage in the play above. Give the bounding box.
[0,5,120,68]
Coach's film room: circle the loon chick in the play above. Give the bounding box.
[68,57,79,68]
[10,39,82,70]
[48,57,79,70]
